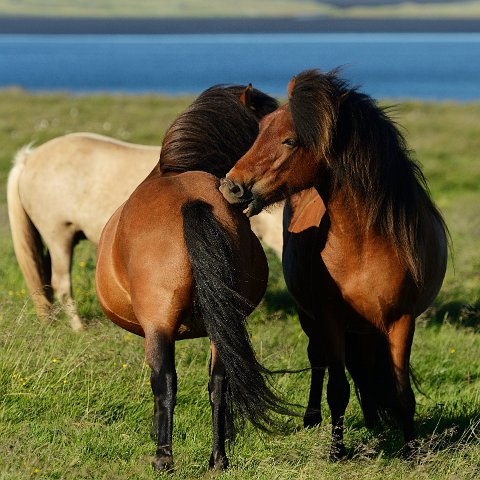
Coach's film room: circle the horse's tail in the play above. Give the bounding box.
[7,146,53,320]
[346,331,401,428]
[182,199,292,433]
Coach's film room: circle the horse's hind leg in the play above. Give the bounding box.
[388,314,416,455]
[208,341,229,471]
[48,237,83,331]
[345,332,381,429]
[145,331,177,472]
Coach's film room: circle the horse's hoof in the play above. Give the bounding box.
[152,454,174,473]
[402,439,419,460]
[329,443,347,462]
[70,317,85,332]
[150,423,159,441]
[303,409,322,428]
[208,452,229,471]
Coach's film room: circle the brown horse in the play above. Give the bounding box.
[96,85,289,472]
[220,69,448,458]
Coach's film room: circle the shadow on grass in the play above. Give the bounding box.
[263,288,296,316]
[424,300,480,332]
[262,247,297,316]
[347,407,479,461]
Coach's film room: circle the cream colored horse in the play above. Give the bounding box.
[7,132,283,330]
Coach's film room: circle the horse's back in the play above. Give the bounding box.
[17,133,159,244]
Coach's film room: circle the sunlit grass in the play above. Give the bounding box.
[1,287,478,478]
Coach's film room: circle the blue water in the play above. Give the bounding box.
[0,33,479,100]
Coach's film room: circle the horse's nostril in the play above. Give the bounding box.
[220,177,249,203]
[230,182,244,198]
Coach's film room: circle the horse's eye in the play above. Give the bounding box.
[282,138,297,148]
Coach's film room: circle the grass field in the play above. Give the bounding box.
[1,0,480,18]
[0,90,479,479]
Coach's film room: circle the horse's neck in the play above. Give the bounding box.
[316,186,371,246]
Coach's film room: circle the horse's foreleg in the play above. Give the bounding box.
[305,339,326,428]
[299,310,326,428]
[145,332,177,472]
[208,341,229,471]
[49,240,83,331]
[388,314,416,455]
[322,314,350,461]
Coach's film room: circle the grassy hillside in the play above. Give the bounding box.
[0,90,479,479]
[1,0,480,18]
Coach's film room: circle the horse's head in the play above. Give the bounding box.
[220,103,318,216]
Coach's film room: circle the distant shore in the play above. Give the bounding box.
[1,16,480,34]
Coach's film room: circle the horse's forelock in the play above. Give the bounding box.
[289,69,343,159]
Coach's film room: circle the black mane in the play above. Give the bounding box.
[160,85,278,178]
[289,69,448,286]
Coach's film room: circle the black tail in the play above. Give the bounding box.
[346,331,401,428]
[182,200,292,432]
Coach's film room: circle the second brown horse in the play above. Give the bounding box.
[221,69,448,459]
[96,85,289,472]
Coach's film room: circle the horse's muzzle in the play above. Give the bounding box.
[219,177,246,202]
[219,177,263,217]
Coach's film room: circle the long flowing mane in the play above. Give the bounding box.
[289,69,448,286]
[160,85,278,178]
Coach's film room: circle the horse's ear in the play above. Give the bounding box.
[239,83,253,108]
[287,76,296,99]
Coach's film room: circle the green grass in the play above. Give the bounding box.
[0,91,479,479]
[1,0,480,18]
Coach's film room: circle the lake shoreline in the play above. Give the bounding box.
[1,16,480,34]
